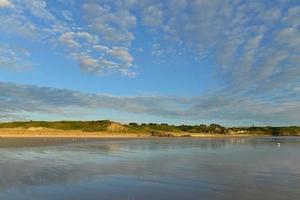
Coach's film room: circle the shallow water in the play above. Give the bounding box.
[0,137,299,200]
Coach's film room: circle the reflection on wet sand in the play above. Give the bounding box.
[0,137,300,200]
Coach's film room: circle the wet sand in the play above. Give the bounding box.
[0,137,145,148]
[0,137,300,200]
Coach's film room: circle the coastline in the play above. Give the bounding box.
[0,128,149,138]
[0,128,268,139]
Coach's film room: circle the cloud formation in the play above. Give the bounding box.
[0,0,12,8]
[128,0,300,124]
[158,1,299,96]
[82,2,136,45]
[0,0,136,76]
[1,0,299,82]
[0,82,299,125]
[0,45,34,71]
[0,0,299,125]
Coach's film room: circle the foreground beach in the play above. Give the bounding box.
[1,137,300,200]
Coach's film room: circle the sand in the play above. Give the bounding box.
[0,128,150,138]
[0,127,261,138]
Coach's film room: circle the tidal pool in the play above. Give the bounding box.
[0,137,299,200]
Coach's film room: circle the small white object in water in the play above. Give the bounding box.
[277,142,281,147]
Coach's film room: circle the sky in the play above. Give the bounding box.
[0,0,299,126]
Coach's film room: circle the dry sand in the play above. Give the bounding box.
[0,127,259,138]
[0,128,149,138]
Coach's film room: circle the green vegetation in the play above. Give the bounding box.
[0,120,112,132]
[126,123,228,134]
[0,120,299,136]
[228,126,300,136]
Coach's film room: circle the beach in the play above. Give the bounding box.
[0,127,262,138]
[1,136,300,200]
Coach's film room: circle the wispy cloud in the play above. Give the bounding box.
[82,2,136,45]
[0,0,299,125]
[0,82,299,125]
[0,0,137,76]
[135,0,300,98]
[2,0,299,82]
[130,0,300,124]
[0,0,13,8]
[0,45,34,71]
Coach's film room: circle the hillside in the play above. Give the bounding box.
[0,121,299,136]
[0,120,114,132]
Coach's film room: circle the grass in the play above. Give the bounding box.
[0,120,112,132]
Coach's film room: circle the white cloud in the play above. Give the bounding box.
[82,2,136,45]
[116,0,300,123]
[61,10,73,21]
[152,43,164,57]
[0,45,34,71]
[99,59,116,68]
[59,32,81,48]
[120,68,136,78]
[72,48,135,76]
[142,3,163,28]
[0,0,299,115]
[58,31,135,76]
[276,27,300,50]
[76,32,97,44]
[2,0,299,82]
[0,0,138,76]
[0,0,12,8]
[77,54,100,73]
[0,0,67,41]
[136,0,300,96]
[58,31,96,49]
[282,6,300,27]
[0,13,41,39]
[20,0,55,20]
[94,45,109,52]
[0,82,299,125]
[109,47,133,67]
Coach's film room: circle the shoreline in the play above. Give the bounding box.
[0,128,271,139]
[0,128,149,138]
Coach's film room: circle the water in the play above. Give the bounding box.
[0,137,299,200]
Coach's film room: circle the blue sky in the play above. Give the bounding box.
[0,0,299,126]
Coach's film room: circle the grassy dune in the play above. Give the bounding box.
[0,120,299,137]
